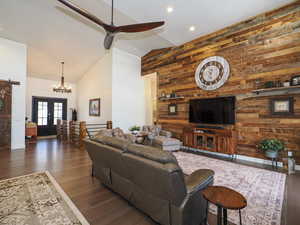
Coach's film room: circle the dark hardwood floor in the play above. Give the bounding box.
[0,139,299,225]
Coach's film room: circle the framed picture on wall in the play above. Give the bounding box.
[89,98,100,117]
[168,103,178,115]
[270,97,294,116]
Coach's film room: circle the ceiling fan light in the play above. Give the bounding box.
[167,6,173,13]
[189,26,196,31]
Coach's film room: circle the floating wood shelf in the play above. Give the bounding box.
[159,96,185,101]
[252,85,300,94]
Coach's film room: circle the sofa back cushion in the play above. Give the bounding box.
[101,136,131,151]
[127,144,178,164]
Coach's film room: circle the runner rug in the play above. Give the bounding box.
[0,171,89,225]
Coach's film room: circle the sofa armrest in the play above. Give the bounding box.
[172,169,214,225]
[160,130,172,138]
[185,169,214,194]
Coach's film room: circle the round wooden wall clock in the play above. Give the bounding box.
[195,56,230,91]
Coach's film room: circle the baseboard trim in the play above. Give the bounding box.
[181,146,286,168]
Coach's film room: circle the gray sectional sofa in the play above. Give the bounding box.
[84,136,214,225]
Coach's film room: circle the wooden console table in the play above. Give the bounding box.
[183,126,237,156]
[26,126,37,143]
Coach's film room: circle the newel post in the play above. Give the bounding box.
[107,121,113,129]
[79,121,87,149]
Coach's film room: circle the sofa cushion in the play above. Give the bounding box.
[91,134,106,144]
[153,136,182,146]
[98,136,130,151]
[127,144,178,164]
[112,127,126,138]
[94,129,113,137]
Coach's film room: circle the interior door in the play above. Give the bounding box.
[32,97,67,136]
[0,81,12,150]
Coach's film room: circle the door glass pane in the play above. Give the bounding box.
[38,101,48,126]
[53,102,63,125]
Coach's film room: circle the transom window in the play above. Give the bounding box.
[53,102,63,125]
[38,101,48,126]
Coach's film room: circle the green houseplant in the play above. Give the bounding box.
[129,125,140,134]
[258,139,284,159]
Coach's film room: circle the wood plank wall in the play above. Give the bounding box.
[141,1,300,163]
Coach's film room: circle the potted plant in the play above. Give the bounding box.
[258,139,284,159]
[129,125,140,135]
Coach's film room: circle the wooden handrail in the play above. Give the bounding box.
[66,120,113,149]
[57,119,68,141]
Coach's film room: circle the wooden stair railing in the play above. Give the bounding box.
[68,120,113,148]
[69,121,81,147]
[57,120,68,140]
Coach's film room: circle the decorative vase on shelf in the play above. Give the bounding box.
[132,130,139,135]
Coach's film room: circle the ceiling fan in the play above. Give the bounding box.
[57,0,165,49]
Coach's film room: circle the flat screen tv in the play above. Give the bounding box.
[189,96,235,125]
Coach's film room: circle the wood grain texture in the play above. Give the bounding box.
[0,81,12,151]
[142,1,300,163]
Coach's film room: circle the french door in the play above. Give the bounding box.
[32,97,67,136]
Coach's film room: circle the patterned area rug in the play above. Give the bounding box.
[174,152,286,225]
[0,171,89,225]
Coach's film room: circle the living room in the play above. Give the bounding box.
[0,0,300,225]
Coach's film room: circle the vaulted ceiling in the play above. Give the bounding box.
[0,0,294,82]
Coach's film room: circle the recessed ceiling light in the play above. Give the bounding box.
[189,26,196,31]
[167,6,174,13]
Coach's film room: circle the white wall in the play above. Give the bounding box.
[26,77,77,121]
[112,48,145,132]
[76,48,145,132]
[0,37,27,150]
[77,51,112,124]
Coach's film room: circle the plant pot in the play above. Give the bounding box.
[265,150,278,159]
[131,130,139,135]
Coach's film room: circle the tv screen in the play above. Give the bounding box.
[189,96,235,124]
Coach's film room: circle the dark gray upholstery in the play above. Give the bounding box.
[127,143,178,164]
[84,138,214,225]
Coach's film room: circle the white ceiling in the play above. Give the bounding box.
[105,0,294,45]
[0,0,294,82]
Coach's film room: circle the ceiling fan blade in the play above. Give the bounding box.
[57,0,111,30]
[104,33,115,50]
[115,21,165,33]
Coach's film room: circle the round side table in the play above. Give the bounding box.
[202,186,247,225]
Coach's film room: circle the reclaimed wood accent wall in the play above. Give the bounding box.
[0,81,12,150]
[142,2,300,163]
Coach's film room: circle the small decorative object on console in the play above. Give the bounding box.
[270,97,294,115]
[170,92,177,98]
[290,75,300,86]
[283,80,290,87]
[263,81,275,88]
